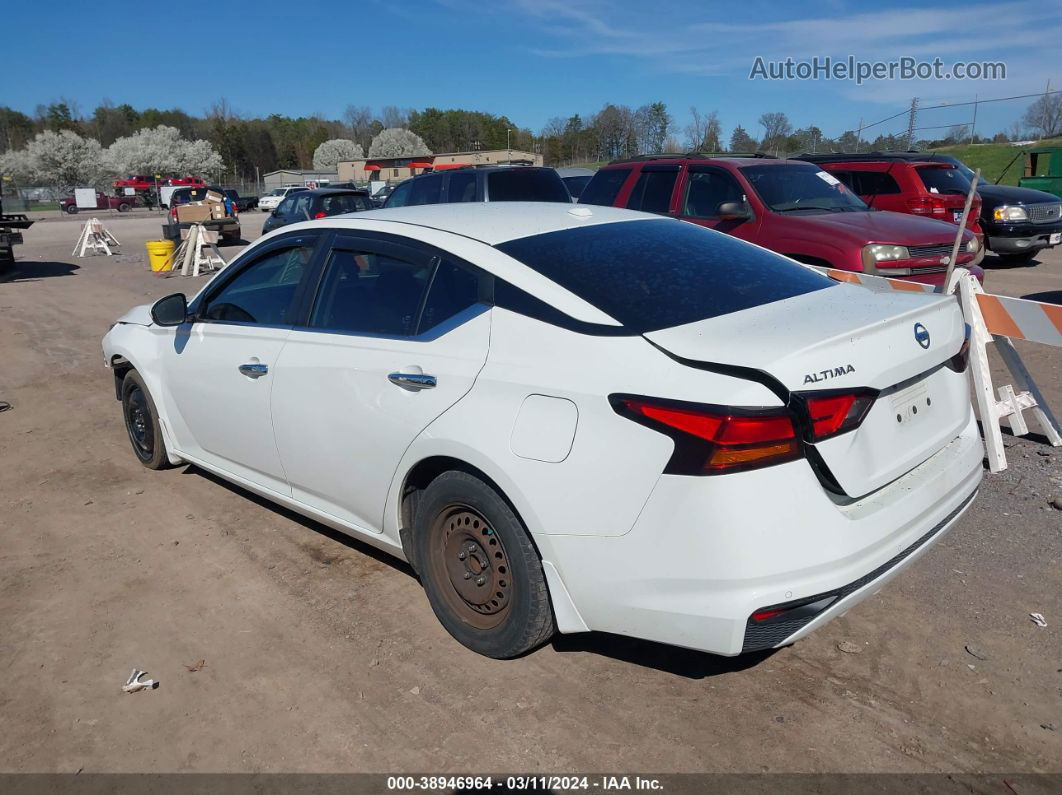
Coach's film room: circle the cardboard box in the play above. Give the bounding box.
[211,203,227,220]
[205,190,224,204]
[176,203,212,223]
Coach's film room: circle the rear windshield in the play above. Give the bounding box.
[496,218,834,333]
[916,165,972,196]
[486,169,570,202]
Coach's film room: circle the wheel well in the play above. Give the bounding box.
[399,456,531,574]
[111,356,133,400]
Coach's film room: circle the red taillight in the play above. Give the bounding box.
[612,397,800,475]
[803,392,875,441]
[170,207,177,220]
[314,211,327,219]
[906,196,949,218]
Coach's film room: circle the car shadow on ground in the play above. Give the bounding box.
[550,632,777,678]
[183,464,780,677]
[180,465,416,578]
[1021,289,1061,304]
[3,261,80,281]
[981,254,1041,270]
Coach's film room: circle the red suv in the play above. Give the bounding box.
[579,155,982,286]
[795,154,984,241]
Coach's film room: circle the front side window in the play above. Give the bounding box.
[626,169,678,214]
[579,167,632,206]
[496,218,834,333]
[682,169,745,218]
[309,248,432,336]
[201,244,315,325]
[386,181,412,208]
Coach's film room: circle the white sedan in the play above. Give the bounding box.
[103,203,983,659]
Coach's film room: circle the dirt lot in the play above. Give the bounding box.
[1,211,1060,775]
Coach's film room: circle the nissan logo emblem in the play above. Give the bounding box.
[914,322,931,349]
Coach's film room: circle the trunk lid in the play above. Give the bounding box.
[643,283,971,497]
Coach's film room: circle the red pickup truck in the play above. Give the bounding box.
[59,191,137,214]
[580,154,982,286]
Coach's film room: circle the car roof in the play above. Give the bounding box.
[310,202,657,245]
[302,188,370,196]
[556,167,595,177]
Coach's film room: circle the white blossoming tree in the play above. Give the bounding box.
[367,128,432,159]
[313,139,364,170]
[105,125,223,178]
[1,130,108,194]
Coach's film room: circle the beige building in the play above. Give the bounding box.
[337,149,543,184]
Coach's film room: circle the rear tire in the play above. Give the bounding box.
[117,202,131,213]
[121,371,171,470]
[414,471,555,658]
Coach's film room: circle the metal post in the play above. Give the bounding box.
[941,168,980,293]
[970,95,978,143]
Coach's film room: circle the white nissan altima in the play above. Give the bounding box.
[102,203,983,659]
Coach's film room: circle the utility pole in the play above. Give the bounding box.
[507,128,512,163]
[970,94,978,144]
[905,97,919,150]
[1041,79,1052,139]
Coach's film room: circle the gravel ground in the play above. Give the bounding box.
[0,212,1059,775]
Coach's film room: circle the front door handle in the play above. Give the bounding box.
[238,363,269,378]
[388,372,436,390]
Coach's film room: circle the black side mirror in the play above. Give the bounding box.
[718,201,752,221]
[151,293,189,326]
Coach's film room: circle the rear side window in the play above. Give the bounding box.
[419,259,482,333]
[486,170,570,202]
[496,219,834,333]
[853,171,902,195]
[446,171,477,203]
[579,168,632,206]
[409,175,444,205]
[625,168,678,213]
[916,166,971,196]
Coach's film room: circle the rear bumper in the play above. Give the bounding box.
[543,414,983,656]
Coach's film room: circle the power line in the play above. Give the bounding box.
[857,88,1061,134]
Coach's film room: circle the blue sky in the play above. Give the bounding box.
[6,0,1060,142]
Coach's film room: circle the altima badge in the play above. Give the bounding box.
[914,322,931,349]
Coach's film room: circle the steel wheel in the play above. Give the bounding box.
[430,505,513,630]
[124,383,154,460]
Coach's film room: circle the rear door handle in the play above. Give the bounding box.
[238,363,269,378]
[388,372,436,390]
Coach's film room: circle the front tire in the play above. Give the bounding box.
[414,471,555,658]
[117,202,131,213]
[65,204,79,215]
[121,371,171,470]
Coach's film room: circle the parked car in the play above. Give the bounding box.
[579,154,982,286]
[60,191,136,215]
[103,203,981,659]
[224,189,258,212]
[794,154,984,241]
[0,184,33,270]
[370,184,394,207]
[384,166,570,208]
[847,151,1062,264]
[261,188,373,234]
[162,186,241,244]
[259,186,308,212]
[555,167,596,200]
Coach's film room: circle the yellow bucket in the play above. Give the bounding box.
[146,239,176,272]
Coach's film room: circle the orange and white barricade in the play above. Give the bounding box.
[814,265,1061,473]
